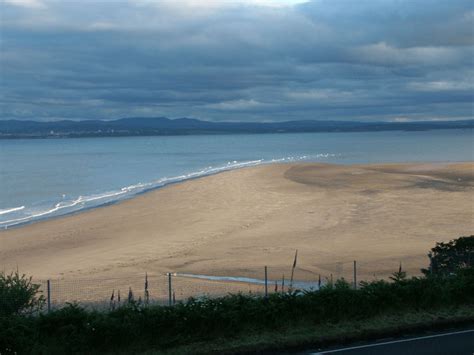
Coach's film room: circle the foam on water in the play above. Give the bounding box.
[0,206,25,216]
[0,154,327,229]
[1,128,471,229]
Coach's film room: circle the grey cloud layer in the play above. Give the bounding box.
[1,0,473,121]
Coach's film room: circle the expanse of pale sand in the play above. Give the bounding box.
[1,162,473,293]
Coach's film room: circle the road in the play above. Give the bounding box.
[308,329,474,355]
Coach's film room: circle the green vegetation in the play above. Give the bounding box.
[153,306,474,354]
[0,271,45,318]
[1,236,473,354]
[423,235,474,276]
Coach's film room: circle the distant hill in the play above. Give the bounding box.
[0,117,472,138]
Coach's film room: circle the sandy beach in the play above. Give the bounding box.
[1,162,473,284]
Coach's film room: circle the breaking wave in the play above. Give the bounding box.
[0,154,338,229]
[0,206,25,216]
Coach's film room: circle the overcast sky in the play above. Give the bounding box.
[0,0,473,122]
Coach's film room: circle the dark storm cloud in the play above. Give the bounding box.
[0,0,472,121]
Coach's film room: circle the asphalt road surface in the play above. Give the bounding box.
[309,329,474,355]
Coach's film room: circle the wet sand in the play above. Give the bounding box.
[1,162,473,283]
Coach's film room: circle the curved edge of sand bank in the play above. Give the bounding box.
[0,162,472,282]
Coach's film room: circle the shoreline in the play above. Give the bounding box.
[1,158,471,230]
[1,161,473,284]
[0,158,283,229]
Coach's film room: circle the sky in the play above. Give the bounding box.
[0,0,473,122]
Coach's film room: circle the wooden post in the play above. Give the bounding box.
[429,255,433,275]
[353,260,357,289]
[47,279,51,313]
[168,273,172,307]
[289,250,298,290]
[264,266,268,297]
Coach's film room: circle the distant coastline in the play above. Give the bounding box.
[0,117,472,139]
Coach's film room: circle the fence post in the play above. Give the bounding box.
[264,266,268,297]
[168,273,172,307]
[47,279,51,313]
[353,260,357,289]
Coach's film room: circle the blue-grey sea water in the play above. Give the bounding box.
[0,129,472,228]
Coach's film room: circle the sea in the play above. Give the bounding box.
[0,129,472,228]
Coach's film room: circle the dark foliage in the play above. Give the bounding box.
[0,271,45,318]
[1,268,473,354]
[423,235,474,276]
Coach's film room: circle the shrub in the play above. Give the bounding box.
[423,235,474,276]
[1,269,473,354]
[0,271,45,317]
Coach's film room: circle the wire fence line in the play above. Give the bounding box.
[27,256,426,312]
[35,274,268,311]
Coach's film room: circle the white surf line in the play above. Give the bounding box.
[310,329,474,354]
[0,206,25,215]
[0,155,324,228]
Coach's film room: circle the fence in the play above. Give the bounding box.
[35,273,270,311]
[30,256,425,312]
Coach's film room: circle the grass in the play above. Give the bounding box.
[152,305,474,354]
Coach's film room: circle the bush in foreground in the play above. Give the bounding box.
[0,271,45,318]
[423,235,474,276]
[1,268,473,354]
